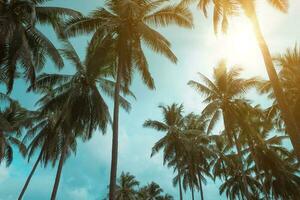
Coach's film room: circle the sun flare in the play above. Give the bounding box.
[212,18,263,74]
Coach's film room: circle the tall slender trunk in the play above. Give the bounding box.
[220,159,232,200]
[222,110,251,199]
[109,63,121,200]
[191,185,195,200]
[50,138,68,200]
[247,134,270,200]
[197,171,204,200]
[246,6,300,161]
[18,149,43,200]
[0,131,5,160]
[232,132,251,200]
[178,169,183,200]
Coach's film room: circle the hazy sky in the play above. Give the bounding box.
[1,0,300,200]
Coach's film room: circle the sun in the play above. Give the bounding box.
[210,17,264,74]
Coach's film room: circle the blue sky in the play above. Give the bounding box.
[1,0,300,200]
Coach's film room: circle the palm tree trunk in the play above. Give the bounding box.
[50,138,68,200]
[247,6,300,161]
[191,186,195,200]
[232,132,251,200]
[109,63,122,200]
[222,111,246,200]
[178,169,183,200]
[197,171,204,200]
[18,149,43,200]
[247,136,270,200]
[220,161,232,200]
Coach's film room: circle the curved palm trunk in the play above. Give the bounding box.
[197,171,204,200]
[18,149,43,200]
[50,139,68,200]
[109,64,121,200]
[246,7,300,161]
[178,170,183,200]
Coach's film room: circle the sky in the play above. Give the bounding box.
[1,0,300,200]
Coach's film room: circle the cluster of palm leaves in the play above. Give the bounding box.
[145,58,300,200]
[103,172,174,200]
[1,0,300,199]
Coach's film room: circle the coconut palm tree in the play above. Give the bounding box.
[188,61,259,146]
[219,168,262,200]
[180,159,198,200]
[186,0,300,161]
[137,186,150,200]
[18,110,62,200]
[65,1,193,198]
[188,62,260,198]
[115,172,139,200]
[236,103,300,199]
[146,182,164,200]
[209,134,233,183]
[0,0,81,93]
[182,113,213,200]
[20,38,132,200]
[0,100,31,166]
[178,133,212,200]
[144,104,186,200]
[157,194,174,200]
[260,45,300,132]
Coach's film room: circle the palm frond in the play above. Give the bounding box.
[267,0,288,12]
[138,23,177,63]
[144,4,193,28]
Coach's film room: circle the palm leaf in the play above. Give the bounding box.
[144,4,193,28]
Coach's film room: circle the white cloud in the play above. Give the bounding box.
[67,187,91,200]
[0,164,9,183]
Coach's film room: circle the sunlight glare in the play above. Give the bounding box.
[209,17,264,75]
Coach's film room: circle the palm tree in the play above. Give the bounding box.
[182,113,213,200]
[146,182,164,200]
[0,100,30,166]
[219,168,262,200]
[181,160,198,200]
[136,183,172,200]
[209,134,233,183]
[144,104,186,200]
[65,1,193,198]
[157,194,174,200]
[18,111,62,200]
[137,186,150,200]
[188,61,258,147]
[188,62,259,198]
[0,0,81,93]
[187,0,300,161]
[236,103,300,199]
[210,135,238,200]
[260,45,300,132]
[165,113,212,200]
[20,38,131,200]
[115,172,139,200]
